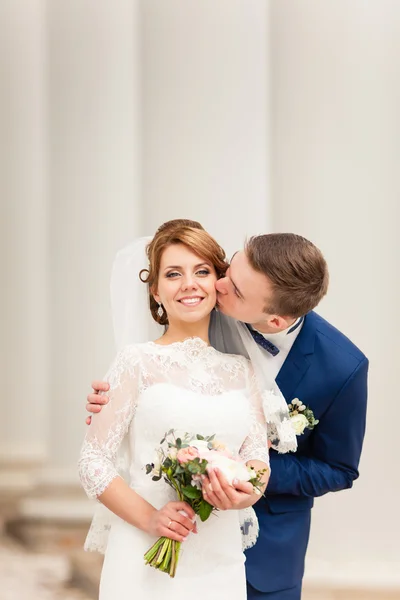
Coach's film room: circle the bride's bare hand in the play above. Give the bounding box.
[146,501,198,542]
[202,468,254,510]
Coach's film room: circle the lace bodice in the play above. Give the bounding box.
[79,338,269,501]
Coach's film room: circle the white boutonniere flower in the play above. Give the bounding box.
[288,399,319,435]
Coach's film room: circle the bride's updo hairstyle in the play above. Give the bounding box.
[140,219,228,325]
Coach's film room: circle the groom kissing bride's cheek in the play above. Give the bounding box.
[83,219,368,600]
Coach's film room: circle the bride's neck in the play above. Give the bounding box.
[155,317,211,346]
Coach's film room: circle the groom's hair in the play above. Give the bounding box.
[245,233,329,317]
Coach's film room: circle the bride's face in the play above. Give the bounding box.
[153,243,218,325]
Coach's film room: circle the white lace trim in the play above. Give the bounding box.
[262,389,298,454]
[239,507,259,551]
[78,339,270,554]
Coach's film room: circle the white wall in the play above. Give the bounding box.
[271,0,400,587]
[141,0,270,257]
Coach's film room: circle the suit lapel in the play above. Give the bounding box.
[276,312,317,402]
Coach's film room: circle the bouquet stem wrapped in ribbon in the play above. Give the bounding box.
[144,430,266,578]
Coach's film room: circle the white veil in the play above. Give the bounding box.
[235,322,297,453]
[85,236,296,553]
[110,237,164,351]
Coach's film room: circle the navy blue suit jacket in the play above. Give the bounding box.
[211,310,368,593]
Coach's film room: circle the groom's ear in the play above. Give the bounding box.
[268,315,292,331]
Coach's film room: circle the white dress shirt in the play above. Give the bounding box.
[253,317,304,379]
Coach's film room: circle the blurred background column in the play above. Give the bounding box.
[15,1,143,536]
[0,0,49,503]
[42,0,142,488]
[271,0,400,588]
[141,0,271,256]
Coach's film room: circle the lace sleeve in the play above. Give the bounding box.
[78,345,140,499]
[239,365,270,466]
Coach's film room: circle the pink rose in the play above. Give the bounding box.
[198,448,233,461]
[177,446,200,464]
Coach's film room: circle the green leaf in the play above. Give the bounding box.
[196,434,205,440]
[174,465,185,475]
[152,474,162,481]
[199,458,208,472]
[181,485,202,500]
[145,464,153,475]
[198,500,214,522]
[188,461,202,474]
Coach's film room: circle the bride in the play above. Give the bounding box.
[78,220,282,599]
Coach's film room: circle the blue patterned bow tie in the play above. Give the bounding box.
[246,325,280,356]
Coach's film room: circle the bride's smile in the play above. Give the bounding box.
[178,295,204,307]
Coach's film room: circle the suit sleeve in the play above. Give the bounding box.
[267,357,368,497]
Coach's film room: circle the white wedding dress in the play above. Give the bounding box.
[78,338,269,600]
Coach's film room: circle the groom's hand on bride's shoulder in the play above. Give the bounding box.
[85,381,110,425]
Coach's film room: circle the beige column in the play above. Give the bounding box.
[0,0,49,500]
[14,1,143,539]
[44,0,142,485]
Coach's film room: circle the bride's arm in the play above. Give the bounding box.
[78,346,195,542]
[201,363,270,511]
[97,479,195,542]
[238,364,270,490]
[222,384,270,508]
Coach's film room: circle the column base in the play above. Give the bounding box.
[0,455,45,531]
[5,480,94,552]
[70,549,103,599]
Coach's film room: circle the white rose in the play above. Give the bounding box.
[290,414,309,435]
[151,451,162,477]
[191,439,210,453]
[208,454,251,485]
[168,447,178,460]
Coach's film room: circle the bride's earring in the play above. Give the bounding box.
[157,303,164,318]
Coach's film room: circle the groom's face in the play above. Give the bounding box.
[215,250,273,326]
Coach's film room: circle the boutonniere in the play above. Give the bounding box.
[288,399,319,435]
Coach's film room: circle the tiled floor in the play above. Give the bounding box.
[303,591,400,600]
[0,536,90,600]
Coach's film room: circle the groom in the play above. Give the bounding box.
[85,223,368,600]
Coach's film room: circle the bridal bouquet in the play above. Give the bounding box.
[144,430,266,578]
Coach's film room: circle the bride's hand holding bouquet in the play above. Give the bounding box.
[143,430,267,578]
[145,499,198,543]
